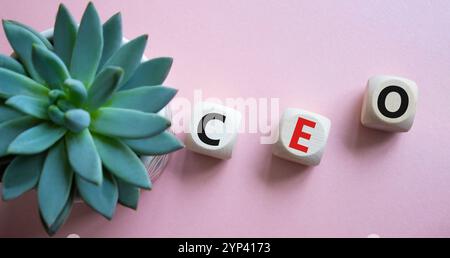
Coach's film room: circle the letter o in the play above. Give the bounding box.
[377,85,409,119]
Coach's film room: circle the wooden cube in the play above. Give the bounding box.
[361,75,418,132]
[272,108,331,166]
[185,102,242,159]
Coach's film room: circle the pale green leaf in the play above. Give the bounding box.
[124,131,184,155]
[40,186,74,236]
[2,20,50,82]
[76,172,118,219]
[0,68,49,99]
[70,2,103,86]
[63,79,87,105]
[48,89,66,103]
[0,54,26,75]
[53,3,78,67]
[66,129,102,185]
[99,13,122,68]
[108,86,177,113]
[116,177,139,210]
[32,44,70,89]
[56,99,75,112]
[1,153,45,200]
[0,104,24,123]
[38,141,73,227]
[120,57,173,90]
[0,116,37,157]
[85,66,123,110]
[4,20,53,50]
[90,107,170,139]
[8,123,66,155]
[5,95,49,119]
[93,134,151,189]
[47,105,65,125]
[101,35,147,87]
[64,109,90,133]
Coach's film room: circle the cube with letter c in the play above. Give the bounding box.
[272,108,331,166]
[185,102,242,159]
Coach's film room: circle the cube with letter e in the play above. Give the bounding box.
[272,108,331,166]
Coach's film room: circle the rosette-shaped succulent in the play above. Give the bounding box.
[0,2,183,235]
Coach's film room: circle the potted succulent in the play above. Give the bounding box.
[0,2,183,235]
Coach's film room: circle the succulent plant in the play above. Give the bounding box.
[0,2,183,235]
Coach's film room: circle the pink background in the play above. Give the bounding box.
[1,0,450,237]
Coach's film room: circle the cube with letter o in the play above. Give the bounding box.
[361,75,418,132]
[272,108,331,166]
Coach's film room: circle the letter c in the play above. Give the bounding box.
[197,113,226,146]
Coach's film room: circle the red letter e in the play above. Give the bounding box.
[288,117,316,153]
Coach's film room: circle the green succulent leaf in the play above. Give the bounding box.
[2,20,50,82]
[99,13,122,68]
[40,186,74,236]
[101,35,148,87]
[32,44,70,89]
[75,172,118,220]
[0,116,38,157]
[70,2,103,86]
[85,66,123,110]
[56,99,76,112]
[47,105,65,125]
[108,86,177,113]
[66,129,102,185]
[124,131,184,155]
[8,123,67,155]
[0,1,180,237]
[93,134,151,189]
[4,20,53,50]
[0,54,26,75]
[62,79,87,106]
[38,140,73,227]
[120,57,173,90]
[1,153,45,201]
[0,68,49,99]
[53,3,78,67]
[64,109,90,133]
[116,177,140,210]
[0,104,24,123]
[91,107,170,139]
[48,89,66,103]
[5,95,49,119]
